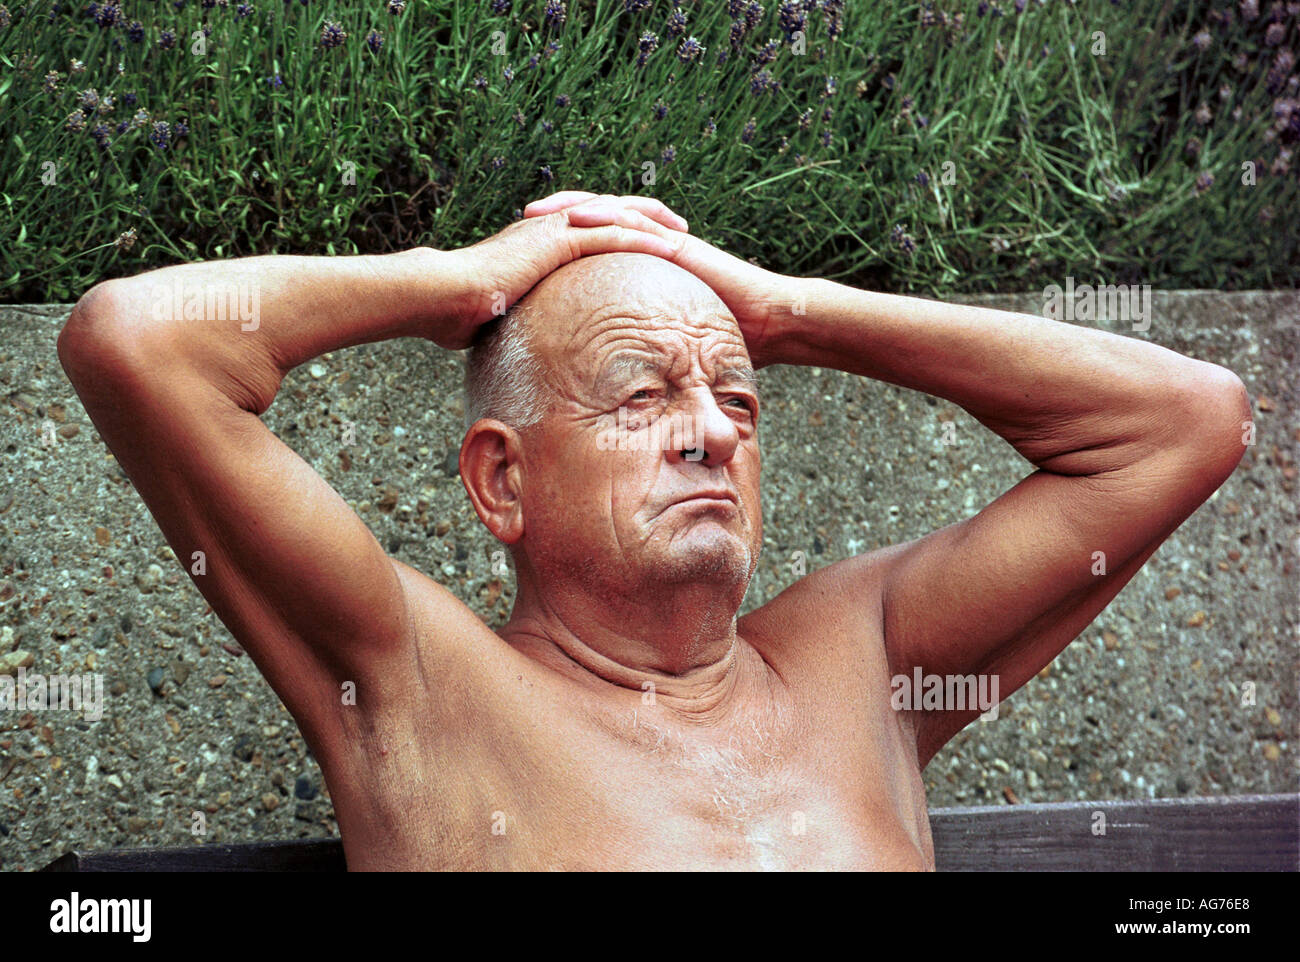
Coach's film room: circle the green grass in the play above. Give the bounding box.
[1,0,1296,303]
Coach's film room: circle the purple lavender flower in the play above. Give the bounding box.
[797,108,813,131]
[473,75,489,92]
[91,123,112,150]
[77,88,99,111]
[543,0,565,30]
[1264,22,1284,45]
[0,4,10,28]
[266,73,283,87]
[820,130,832,147]
[490,0,510,13]
[541,119,554,134]
[652,99,669,120]
[236,3,253,18]
[661,144,676,164]
[43,71,61,93]
[703,116,716,137]
[977,0,989,14]
[915,170,930,186]
[1193,171,1214,194]
[126,19,144,41]
[666,6,687,37]
[503,63,515,83]
[1191,29,1212,51]
[729,19,747,48]
[174,120,189,139]
[556,93,570,107]
[490,156,506,170]
[741,118,757,143]
[727,0,746,15]
[1014,0,1025,11]
[94,2,119,27]
[526,55,540,70]
[123,91,137,107]
[98,94,115,115]
[539,164,553,181]
[624,0,650,11]
[388,0,406,13]
[577,140,589,150]
[1185,136,1202,157]
[751,69,775,95]
[116,120,130,135]
[158,29,177,50]
[150,120,171,150]
[778,0,805,39]
[636,31,659,67]
[677,36,704,63]
[892,224,916,254]
[1240,0,1259,21]
[320,21,347,49]
[745,1,764,31]
[545,40,561,57]
[513,110,526,127]
[66,109,87,132]
[754,39,780,67]
[1195,102,1212,125]
[367,30,384,53]
[822,104,833,122]
[916,114,929,128]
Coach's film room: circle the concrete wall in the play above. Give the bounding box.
[0,291,1295,869]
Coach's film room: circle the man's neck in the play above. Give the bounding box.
[498,571,750,719]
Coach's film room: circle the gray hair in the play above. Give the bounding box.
[463,302,549,432]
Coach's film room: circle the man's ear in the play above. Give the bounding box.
[460,419,525,544]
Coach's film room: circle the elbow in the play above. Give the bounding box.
[1171,363,1253,480]
[57,279,142,384]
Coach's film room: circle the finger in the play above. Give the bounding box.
[569,194,688,232]
[564,204,676,243]
[616,195,689,233]
[523,191,601,217]
[568,223,686,262]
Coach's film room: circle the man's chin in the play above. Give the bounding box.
[653,526,754,586]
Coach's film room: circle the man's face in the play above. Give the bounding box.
[518,253,763,605]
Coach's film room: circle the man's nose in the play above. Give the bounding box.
[664,389,740,467]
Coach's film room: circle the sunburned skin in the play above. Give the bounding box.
[311,254,934,870]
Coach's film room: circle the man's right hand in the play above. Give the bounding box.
[433,193,690,350]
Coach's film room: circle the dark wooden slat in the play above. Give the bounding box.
[930,793,1299,871]
[40,838,347,872]
[39,794,1299,871]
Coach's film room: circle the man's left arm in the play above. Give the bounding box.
[764,281,1251,767]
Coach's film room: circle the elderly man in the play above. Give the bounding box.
[57,192,1249,870]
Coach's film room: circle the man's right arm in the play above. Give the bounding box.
[56,249,482,742]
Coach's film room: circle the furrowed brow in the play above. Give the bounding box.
[715,364,760,393]
[593,355,664,395]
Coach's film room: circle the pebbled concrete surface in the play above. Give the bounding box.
[0,291,1296,870]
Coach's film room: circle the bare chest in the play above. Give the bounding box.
[336,672,932,871]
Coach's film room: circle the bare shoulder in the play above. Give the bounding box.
[738,544,904,682]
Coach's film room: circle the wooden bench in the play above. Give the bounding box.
[41,793,1298,871]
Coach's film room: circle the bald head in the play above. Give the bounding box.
[465,253,747,431]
